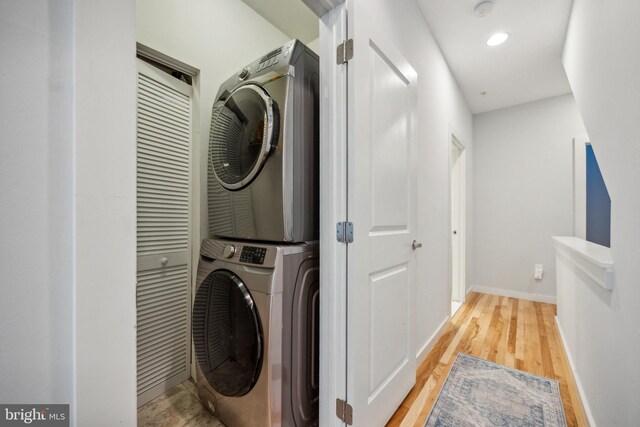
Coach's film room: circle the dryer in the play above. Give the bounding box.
[207,40,319,243]
[193,238,319,426]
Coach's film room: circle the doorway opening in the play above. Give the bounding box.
[450,134,466,316]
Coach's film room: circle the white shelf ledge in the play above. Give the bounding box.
[553,236,614,290]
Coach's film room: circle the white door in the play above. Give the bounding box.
[346,1,418,425]
[450,141,462,303]
[136,59,193,406]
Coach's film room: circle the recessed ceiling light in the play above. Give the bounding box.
[486,32,509,47]
[473,1,495,18]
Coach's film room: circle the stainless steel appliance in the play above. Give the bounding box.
[193,238,319,426]
[207,40,319,243]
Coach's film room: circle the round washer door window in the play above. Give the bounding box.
[210,84,279,191]
[192,269,263,397]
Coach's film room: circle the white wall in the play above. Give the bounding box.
[1,1,138,425]
[0,0,74,405]
[307,37,320,54]
[136,0,291,253]
[356,0,474,360]
[560,0,640,424]
[74,1,138,425]
[473,94,586,302]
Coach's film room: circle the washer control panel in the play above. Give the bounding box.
[239,246,267,265]
[222,244,236,259]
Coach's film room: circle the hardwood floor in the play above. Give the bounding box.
[387,292,589,427]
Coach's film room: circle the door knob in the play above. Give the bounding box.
[160,257,169,265]
[412,240,423,250]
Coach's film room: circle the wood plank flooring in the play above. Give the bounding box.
[386,292,589,427]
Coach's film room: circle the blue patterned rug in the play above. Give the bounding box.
[425,353,567,427]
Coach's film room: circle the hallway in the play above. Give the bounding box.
[388,292,589,427]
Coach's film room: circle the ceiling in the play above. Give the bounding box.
[241,0,319,43]
[417,0,574,114]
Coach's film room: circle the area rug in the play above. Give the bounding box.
[425,353,567,427]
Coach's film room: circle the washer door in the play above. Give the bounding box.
[192,269,263,397]
[210,84,280,191]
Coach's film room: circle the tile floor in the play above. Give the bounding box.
[137,379,225,427]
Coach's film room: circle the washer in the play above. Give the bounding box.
[207,40,319,243]
[193,238,319,426]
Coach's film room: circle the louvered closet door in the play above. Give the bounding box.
[136,59,193,407]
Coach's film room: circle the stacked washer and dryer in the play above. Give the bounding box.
[192,40,320,427]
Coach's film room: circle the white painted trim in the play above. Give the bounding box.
[553,236,614,290]
[466,285,474,299]
[573,135,589,239]
[319,4,348,427]
[74,1,137,424]
[416,316,450,364]
[467,286,557,304]
[301,0,346,18]
[189,70,201,382]
[136,42,199,77]
[555,316,598,427]
[448,130,467,305]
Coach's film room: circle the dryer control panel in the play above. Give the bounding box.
[256,40,295,73]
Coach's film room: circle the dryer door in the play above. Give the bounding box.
[210,84,280,191]
[192,269,263,397]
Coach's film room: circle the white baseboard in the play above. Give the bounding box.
[555,316,597,427]
[465,285,474,298]
[416,316,449,364]
[467,285,556,304]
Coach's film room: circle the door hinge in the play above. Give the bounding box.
[336,39,354,65]
[336,221,354,243]
[335,398,353,425]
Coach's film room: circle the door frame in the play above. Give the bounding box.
[136,44,202,382]
[573,134,590,239]
[319,4,349,427]
[449,132,467,305]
